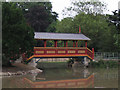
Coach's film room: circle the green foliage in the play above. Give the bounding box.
[108,10,120,51]
[63,0,107,17]
[17,2,58,47]
[17,2,58,32]
[56,13,117,51]
[2,2,35,66]
[57,0,119,52]
[90,60,118,68]
[108,10,120,33]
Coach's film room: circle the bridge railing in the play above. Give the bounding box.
[94,52,120,60]
[86,48,94,60]
[34,47,94,60]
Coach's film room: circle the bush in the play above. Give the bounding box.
[89,60,118,68]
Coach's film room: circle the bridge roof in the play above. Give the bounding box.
[34,32,90,41]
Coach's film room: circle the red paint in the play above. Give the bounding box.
[54,40,57,47]
[64,41,66,47]
[73,41,75,47]
[23,74,94,88]
[44,40,47,47]
[66,41,68,47]
[29,47,94,61]
[86,49,93,59]
[33,47,94,59]
[34,48,86,55]
[85,41,87,47]
[76,41,78,47]
[92,48,94,59]
[79,26,81,33]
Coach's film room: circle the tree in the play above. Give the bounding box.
[17,2,58,32]
[56,13,117,52]
[58,0,119,52]
[17,2,58,47]
[108,10,120,33]
[2,2,35,66]
[62,0,107,18]
[108,10,120,51]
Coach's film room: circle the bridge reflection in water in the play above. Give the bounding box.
[15,68,94,88]
[2,68,118,88]
[23,74,94,88]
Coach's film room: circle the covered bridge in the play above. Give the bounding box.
[26,31,94,62]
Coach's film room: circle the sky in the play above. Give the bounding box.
[50,0,120,20]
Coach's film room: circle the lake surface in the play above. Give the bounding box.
[2,67,118,88]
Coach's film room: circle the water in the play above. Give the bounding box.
[2,67,118,88]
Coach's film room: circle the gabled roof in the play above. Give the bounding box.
[34,32,90,41]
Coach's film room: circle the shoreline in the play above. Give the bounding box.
[1,63,43,77]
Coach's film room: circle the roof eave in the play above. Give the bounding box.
[35,38,91,41]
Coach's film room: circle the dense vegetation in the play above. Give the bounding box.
[2,2,58,66]
[2,2,35,66]
[56,14,118,52]
[17,2,58,32]
[2,1,120,66]
[89,60,118,68]
[55,0,119,52]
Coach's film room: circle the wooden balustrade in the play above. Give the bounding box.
[33,47,94,60]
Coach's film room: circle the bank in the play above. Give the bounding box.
[1,63,42,76]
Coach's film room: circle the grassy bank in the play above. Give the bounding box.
[89,60,118,68]
[37,62,68,69]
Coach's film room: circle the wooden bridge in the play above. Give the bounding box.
[26,27,94,63]
[32,47,94,59]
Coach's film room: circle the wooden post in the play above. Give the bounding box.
[66,41,68,47]
[79,26,81,33]
[44,40,47,47]
[73,41,75,47]
[54,40,57,47]
[64,41,66,47]
[84,57,88,68]
[92,48,94,59]
[76,41,78,47]
[85,41,87,47]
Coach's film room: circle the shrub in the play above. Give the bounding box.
[89,60,118,68]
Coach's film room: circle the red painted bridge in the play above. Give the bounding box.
[26,28,94,62]
[33,47,94,59]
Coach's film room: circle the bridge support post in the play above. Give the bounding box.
[73,41,75,47]
[84,57,89,68]
[54,40,57,47]
[66,41,68,47]
[92,48,94,59]
[76,41,78,47]
[44,40,47,47]
[85,41,87,47]
[64,40,68,47]
[64,40,67,47]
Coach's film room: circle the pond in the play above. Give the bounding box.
[2,66,118,88]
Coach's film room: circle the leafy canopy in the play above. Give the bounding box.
[2,2,35,65]
[17,2,58,32]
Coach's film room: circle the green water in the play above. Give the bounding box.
[2,67,118,88]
